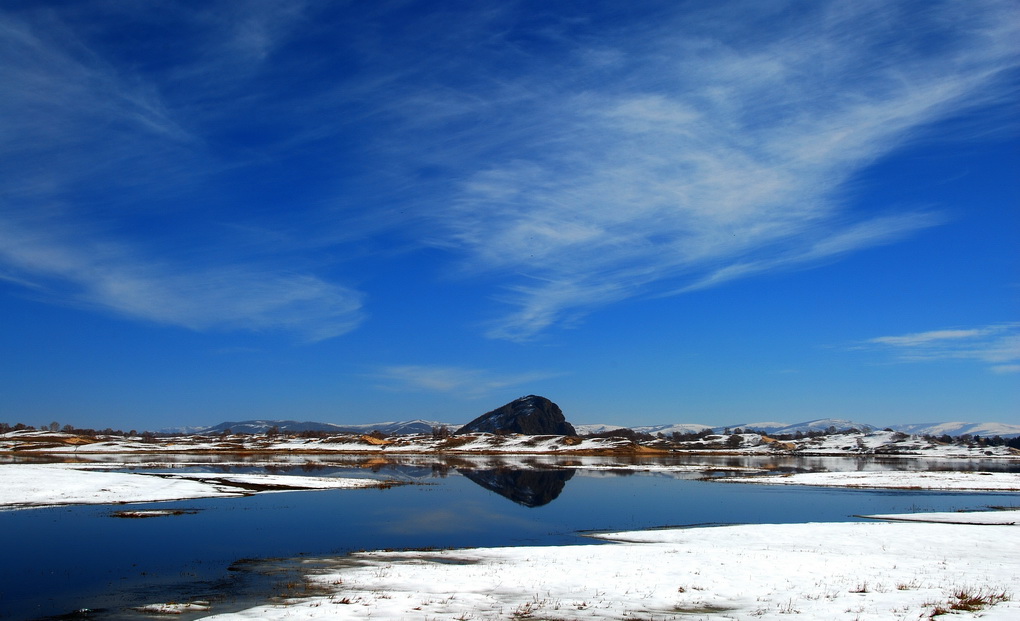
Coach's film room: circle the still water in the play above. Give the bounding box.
[3,454,1017,620]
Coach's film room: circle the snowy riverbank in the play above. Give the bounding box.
[204,516,1020,620]
[4,462,1017,511]
[722,470,1020,491]
[0,463,385,509]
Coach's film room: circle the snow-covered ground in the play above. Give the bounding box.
[4,427,1018,458]
[0,463,384,509]
[562,462,762,473]
[677,430,1020,458]
[202,518,1020,621]
[160,472,392,490]
[0,429,638,454]
[864,509,1020,525]
[721,470,1020,491]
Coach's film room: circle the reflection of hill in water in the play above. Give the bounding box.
[458,468,575,507]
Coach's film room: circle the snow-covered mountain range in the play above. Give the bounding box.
[883,421,1020,438]
[164,417,1020,438]
[161,419,454,436]
[580,419,1018,438]
[722,419,878,435]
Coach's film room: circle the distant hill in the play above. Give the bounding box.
[575,418,873,437]
[572,423,628,436]
[161,416,1020,439]
[632,423,714,436]
[201,420,349,434]
[719,419,1020,438]
[161,419,456,436]
[887,421,1020,438]
[732,419,878,435]
[717,421,790,433]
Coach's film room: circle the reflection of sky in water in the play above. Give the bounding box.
[2,458,1018,619]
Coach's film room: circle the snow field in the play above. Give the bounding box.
[206,520,1020,620]
[723,470,1020,491]
[0,464,382,509]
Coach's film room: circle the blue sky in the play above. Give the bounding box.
[1,0,1017,431]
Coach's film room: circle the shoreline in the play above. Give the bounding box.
[5,428,1019,460]
[202,516,1020,621]
[3,452,1018,619]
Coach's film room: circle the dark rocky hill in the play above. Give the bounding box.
[456,395,576,436]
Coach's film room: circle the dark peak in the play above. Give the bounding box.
[456,395,576,436]
[510,394,542,410]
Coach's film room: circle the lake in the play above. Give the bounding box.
[3,454,1017,620]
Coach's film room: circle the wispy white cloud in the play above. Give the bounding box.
[372,365,563,399]
[0,13,194,201]
[674,212,947,294]
[1,1,1017,344]
[862,323,1020,372]
[425,0,1020,339]
[869,329,996,348]
[0,3,364,341]
[0,211,363,341]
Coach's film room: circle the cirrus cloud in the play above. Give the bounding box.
[371,365,564,399]
[863,323,1020,373]
[1,1,1017,344]
[430,0,1019,339]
